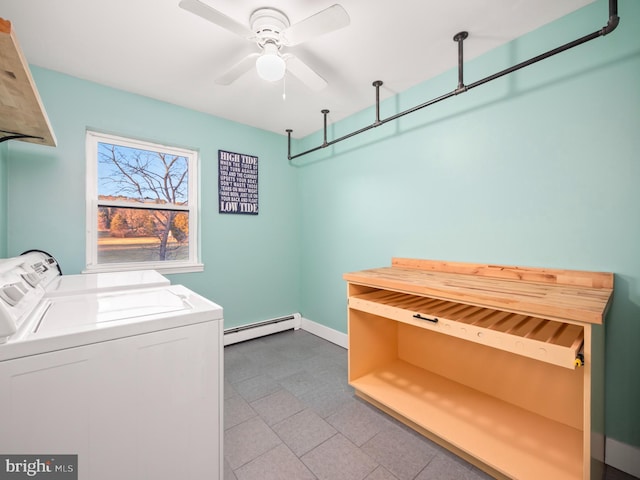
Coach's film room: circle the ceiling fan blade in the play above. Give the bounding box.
[281,4,350,46]
[285,55,327,91]
[215,53,260,85]
[179,0,252,38]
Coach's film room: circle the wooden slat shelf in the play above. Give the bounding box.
[0,18,56,146]
[349,289,584,369]
[345,258,613,480]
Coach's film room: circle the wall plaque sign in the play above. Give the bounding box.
[218,149,258,215]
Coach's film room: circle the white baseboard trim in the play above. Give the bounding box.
[606,437,640,478]
[224,313,301,346]
[300,316,348,349]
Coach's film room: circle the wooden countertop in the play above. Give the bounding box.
[343,258,614,325]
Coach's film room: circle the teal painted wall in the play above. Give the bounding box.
[0,142,7,257]
[5,68,300,329]
[3,0,638,452]
[296,0,639,448]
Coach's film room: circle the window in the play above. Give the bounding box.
[86,131,201,273]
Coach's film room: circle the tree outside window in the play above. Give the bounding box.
[86,132,200,273]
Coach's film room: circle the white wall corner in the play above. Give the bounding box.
[300,316,348,349]
[606,437,640,478]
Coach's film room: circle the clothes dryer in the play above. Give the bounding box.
[0,256,223,480]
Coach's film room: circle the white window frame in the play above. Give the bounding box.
[85,130,202,274]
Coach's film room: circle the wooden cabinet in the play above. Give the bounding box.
[345,258,613,480]
[0,18,56,146]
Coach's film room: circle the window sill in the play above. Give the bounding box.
[83,262,204,275]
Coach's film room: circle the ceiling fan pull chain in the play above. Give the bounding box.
[283,75,286,100]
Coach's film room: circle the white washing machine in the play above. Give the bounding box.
[17,250,170,297]
[0,255,223,480]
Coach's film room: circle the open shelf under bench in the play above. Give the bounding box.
[352,360,583,480]
[345,258,613,480]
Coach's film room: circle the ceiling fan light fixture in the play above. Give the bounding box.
[256,43,286,82]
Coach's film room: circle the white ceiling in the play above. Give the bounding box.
[1,0,594,138]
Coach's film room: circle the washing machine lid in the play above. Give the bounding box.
[44,270,170,297]
[0,285,223,361]
[36,287,187,333]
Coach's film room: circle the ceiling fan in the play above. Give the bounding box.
[179,0,350,91]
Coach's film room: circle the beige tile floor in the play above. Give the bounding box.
[223,329,638,480]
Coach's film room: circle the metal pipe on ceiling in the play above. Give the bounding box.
[286,0,620,161]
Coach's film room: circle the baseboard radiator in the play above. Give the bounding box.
[223,313,302,346]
